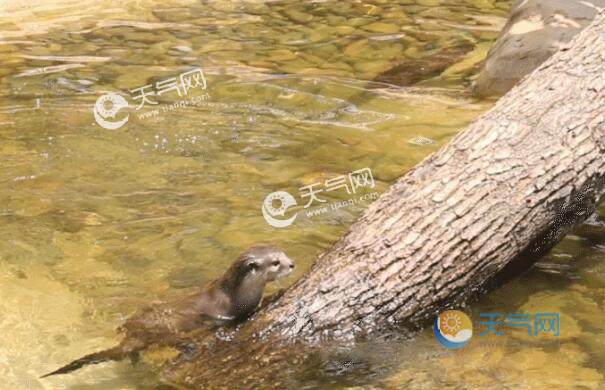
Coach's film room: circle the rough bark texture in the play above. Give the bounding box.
[164,12,605,389]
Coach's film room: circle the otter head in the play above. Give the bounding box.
[241,245,295,282]
[222,245,295,320]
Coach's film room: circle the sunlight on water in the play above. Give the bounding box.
[1,0,603,388]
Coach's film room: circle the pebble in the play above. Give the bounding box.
[363,22,400,34]
[284,9,314,23]
[335,25,356,35]
[353,59,392,74]
[344,39,369,57]
[267,49,298,61]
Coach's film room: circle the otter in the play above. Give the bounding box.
[41,245,295,378]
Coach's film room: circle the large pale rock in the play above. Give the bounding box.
[474,0,605,97]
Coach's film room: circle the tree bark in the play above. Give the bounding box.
[163,12,605,389]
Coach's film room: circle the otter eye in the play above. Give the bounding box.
[271,260,280,267]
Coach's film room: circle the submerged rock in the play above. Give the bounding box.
[373,45,474,87]
[474,0,605,97]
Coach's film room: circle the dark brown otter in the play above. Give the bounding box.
[41,245,295,378]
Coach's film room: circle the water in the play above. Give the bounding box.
[1,0,603,388]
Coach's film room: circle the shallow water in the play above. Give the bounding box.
[1,0,603,389]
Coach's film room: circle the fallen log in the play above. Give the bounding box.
[163,11,605,389]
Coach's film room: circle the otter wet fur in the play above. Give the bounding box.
[41,245,295,378]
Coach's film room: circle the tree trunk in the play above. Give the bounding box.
[163,12,605,389]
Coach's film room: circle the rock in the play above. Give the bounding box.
[284,9,314,23]
[334,25,355,35]
[503,348,603,388]
[441,42,492,77]
[474,0,605,97]
[173,45,192,53]
[267,49,297,62]
[373,45,473,86]
[353,59,393,74]
[415,0,441,6]
[343,39,369,57]
[363,22,400,34]
[559,342,590,365]
[198,39,243,53]
[0,261,93,388]
[511,291,583,342]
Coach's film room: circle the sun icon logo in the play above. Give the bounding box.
[442,312,462,333]
[434,310,473,349]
